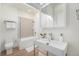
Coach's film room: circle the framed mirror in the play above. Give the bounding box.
[40,3,66,28]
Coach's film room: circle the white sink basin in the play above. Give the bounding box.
[49,40,67,51]
[36,39,49,45]
[48,40,67,56]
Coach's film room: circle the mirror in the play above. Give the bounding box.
[40,3,66,28]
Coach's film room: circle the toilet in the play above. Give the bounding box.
[5,42,13,55]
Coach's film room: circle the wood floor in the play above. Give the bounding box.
[1,48,37,56]
[0,47,47,56]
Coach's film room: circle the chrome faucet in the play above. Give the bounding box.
[49,33,53,41]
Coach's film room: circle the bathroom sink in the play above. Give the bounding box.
[36,39,49,45]
[48,40,68,56]
[49,40,67,51]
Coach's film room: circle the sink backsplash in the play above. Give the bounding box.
[51,32,64,41]
[39,32,64,41]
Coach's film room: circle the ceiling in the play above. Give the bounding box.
[10,3,39,15]
[27,3,61,10]
[27,3,41,9]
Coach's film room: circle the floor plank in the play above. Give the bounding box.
[0,48,47,56]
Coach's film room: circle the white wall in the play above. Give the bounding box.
[0,4,19,51]
[35,3,79,56]
[0,4,37,51]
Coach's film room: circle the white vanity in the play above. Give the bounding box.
[35,39,68,56]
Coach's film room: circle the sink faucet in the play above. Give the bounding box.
[48,33,53,41]
[48,33,52,42]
